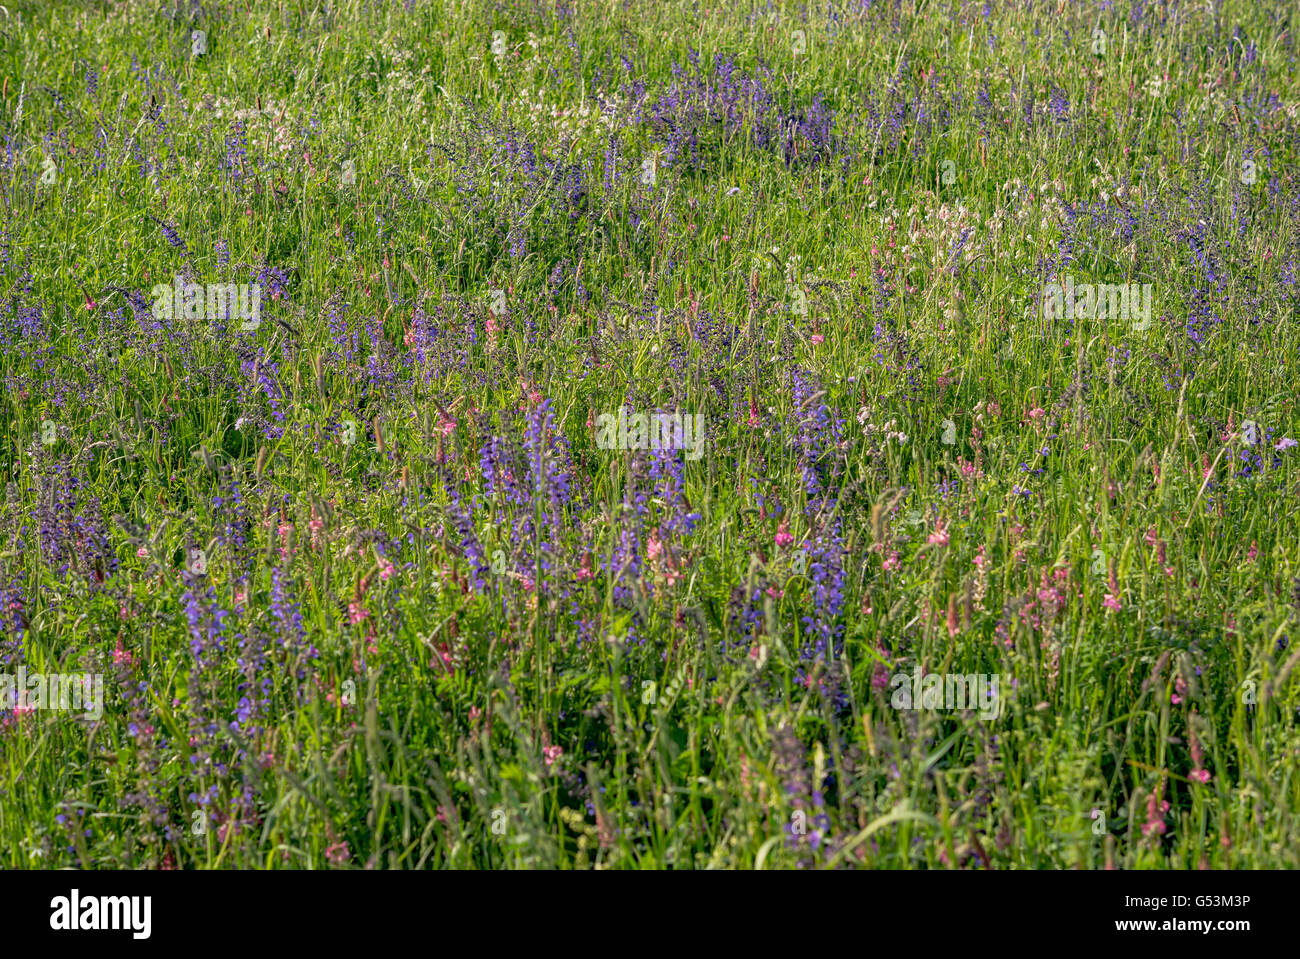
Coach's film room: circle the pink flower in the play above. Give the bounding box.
[927,521,949,547]
[1142,788,1171,838]
[543,745,563,767]
[378,558,395,581]
[278,522,295,558]
[1103,593,1122,612]
[136,546,149,558]
[775,520,794,548]
[871,650,891,691]
[1189,769,1211,784]
[811,333,824,344]
[325,840,351,866]
[348,602,369,624]
[113,640,134,668]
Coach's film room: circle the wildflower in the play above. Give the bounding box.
[871,647,891,690]
[1142,786,1170,839]
[112,638,134,667]
[927,520,949,547]
[646,529,663,561]
[1103,593,1122,612]
[325,839,351,866]
[277,522,294,558]
[775,519,794,548]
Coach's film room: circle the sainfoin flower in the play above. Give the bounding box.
[1142,785,1170,838]
[775,519,793,548]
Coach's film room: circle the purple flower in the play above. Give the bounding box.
[147,215,189,255]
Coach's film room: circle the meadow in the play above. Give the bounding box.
[1,0,1299,870]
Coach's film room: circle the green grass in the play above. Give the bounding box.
[0,0,1298,869]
